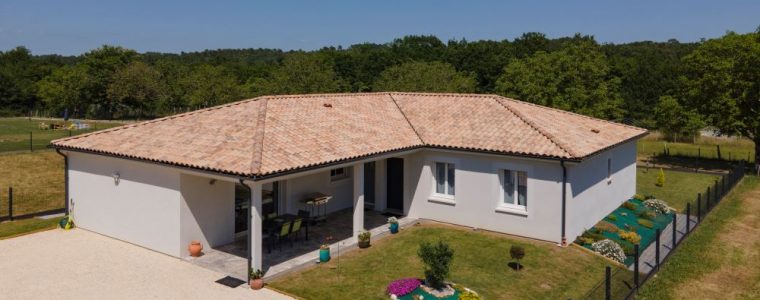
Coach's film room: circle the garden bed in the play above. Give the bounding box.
[576,197,674,265]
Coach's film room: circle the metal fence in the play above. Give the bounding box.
[0,186,65,222]
[582,161,746,300]
[645,144,755,164]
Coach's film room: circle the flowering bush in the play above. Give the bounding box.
[386,278,421,297]
[591,239,626,263]
[643,199,674,214]
[619,230,641,244]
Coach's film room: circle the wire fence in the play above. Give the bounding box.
[641,143,755,164]
[0,186,65,222]
[581,161,746,300]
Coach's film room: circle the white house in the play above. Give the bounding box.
[51,92,646,279]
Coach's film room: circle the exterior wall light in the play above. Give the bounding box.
[113,172,120,185]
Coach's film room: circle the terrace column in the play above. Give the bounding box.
[353,163,365,240]
[249,181,263,272]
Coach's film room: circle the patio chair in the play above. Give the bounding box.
[291,218,304,241]
[274,221,293,250]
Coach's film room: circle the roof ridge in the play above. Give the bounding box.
[491,96,577,158]
[387,92,425,145]
[50,96,266,145]
[249,97,270,176]
[496,95,647,132]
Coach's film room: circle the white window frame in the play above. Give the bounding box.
[433,162,455,196]
[329,167,350,182]
[499,169,528,211]
[492,161,533,216]
[428,157,459,204]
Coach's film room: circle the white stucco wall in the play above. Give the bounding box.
[565,141,637,241]
[179,173,235,256]
[68,152,182,256]
[283,169,355,215]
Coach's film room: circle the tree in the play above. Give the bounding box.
[496,39,624,119]
[653,96,705,142]
[680,32,760,170]
[106,61,168,118]
[444,39,514,92]
[181,64,244,108]
[417,240,454,290]
[372,61,477,93]
[250,53,345,95]
[37,64,94,117]
[509,245,526,271]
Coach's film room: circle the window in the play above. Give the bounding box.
[502,169,527,207]
[330,167,349,181]
[434,162,455,196]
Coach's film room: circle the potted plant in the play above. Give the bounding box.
[319,236,333,263]
[388,217,399,234]
[188,240,203,257]
[358,230,371,248]
[249,268,264,290]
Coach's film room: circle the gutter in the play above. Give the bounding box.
[560,160,568,246]
[238,178,254,282]
[54,149,70,214]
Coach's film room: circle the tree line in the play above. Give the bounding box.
[1,31,759,165]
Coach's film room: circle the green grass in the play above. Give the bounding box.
[637,168,720,212]
[0,217,61,240]
[270,224,628,299]
[637,176,760,299]
[638,135,755,163]
[0,117,125,152]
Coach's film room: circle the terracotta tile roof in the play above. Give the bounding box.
[51,93,647,177]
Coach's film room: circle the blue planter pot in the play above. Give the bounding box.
[389,223,399,234]
[319,248,331,262]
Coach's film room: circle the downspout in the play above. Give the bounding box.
[238,179,253,282]
[55,149,69,215]
[560,160,568,246]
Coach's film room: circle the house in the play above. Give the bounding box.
[50,92,646,279]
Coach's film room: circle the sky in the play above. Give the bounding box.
[0,0,758,56]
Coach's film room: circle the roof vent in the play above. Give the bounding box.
[591,129,600,133]
[323,103,333,108]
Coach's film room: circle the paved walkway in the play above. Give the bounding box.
[631,213,697,273]
[0,229,293,300]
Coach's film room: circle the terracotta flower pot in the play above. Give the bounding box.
[188,240,203,257]
[250,278,264,290]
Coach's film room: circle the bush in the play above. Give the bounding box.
[358,230,371,242]
[638,219,654,229]
[622,201,637,211]
[509,245,525,270]
[417,241,454,289]
[656,168,666,187]
[594,221,619,233]
[643,199,675,214]
[619,241,636,256]
[581,230,606,242]
[633,194,645,201]
[638,210,656,220]
[591,239,626,263]
[606,214,618,222]
[619,231,642,244]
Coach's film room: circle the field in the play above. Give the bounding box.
[636,168,720,212]
[638,133,755,163]
[270,223,627,300]
[637,176,760,299]
[0,117,125,152]
[0,151,64,217]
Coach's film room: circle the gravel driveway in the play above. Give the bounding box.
[0,229,293,300]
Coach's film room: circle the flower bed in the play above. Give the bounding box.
[387,279,480,300]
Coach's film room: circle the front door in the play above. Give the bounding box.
[364,161,376,207]
[386,158,404,211]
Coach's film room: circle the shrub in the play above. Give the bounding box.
[387,278,421,297]
[638,210,656,220]
[643,199,675,214]
[619,231,642,244]
[638,219,654,229]
[417,241,454,289]
[358,230,371,242]
[619,241,636,256]
[633,194,645,201]
[622,201,637,211]
[509,245,526,270]
[387,216,399,224]
[249,268,264,279]
[656,168,666,187]
[645,195,656,200]
[581,230,606,242]
[606,214,618,222]
[591,239,626,263]
[595,221,619,233]
[577,237,595,245]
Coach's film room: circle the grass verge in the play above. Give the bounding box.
[270,223,627,299]
[637,176,760,299]
[0,218,61,240]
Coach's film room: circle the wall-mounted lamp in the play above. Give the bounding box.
[113,172,120,185]
[209,179,217,185]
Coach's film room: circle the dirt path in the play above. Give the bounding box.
[673,186,760,299]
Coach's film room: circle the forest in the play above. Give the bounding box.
[0,31,759,155]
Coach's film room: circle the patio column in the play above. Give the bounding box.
[249,182,263,272]
[353,163,365,239]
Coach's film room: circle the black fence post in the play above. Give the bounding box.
[605,266,611,300]
[697,193,702,222]
[8,186,13,221]
[29,132,33,152]
[634,244,640,288]
[672,213,677,246]
[655,229,661,271]
[686,203,691,232]
[722,176,726,198]
[706,186,711,211]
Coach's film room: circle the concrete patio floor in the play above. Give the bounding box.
[0,229,293,300]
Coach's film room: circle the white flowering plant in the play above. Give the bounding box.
[591,239,626,263]
[643,199,674,214]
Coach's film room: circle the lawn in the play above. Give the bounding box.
[0,217,61,240]
[637,168,720,212]
[0,151,64,217]
[269,223,628,299]
[0,117,125,152]
[637,176,760,299]
[638,133,755,163]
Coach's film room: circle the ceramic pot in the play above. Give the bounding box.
[389,223,399,234]
[358,240,371,249]
[188,240,203,257]
[250,279,264,290]
[319,248,331,262]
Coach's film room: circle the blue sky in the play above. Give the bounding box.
[1,0,758,55]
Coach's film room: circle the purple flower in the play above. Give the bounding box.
[387,278,421,296]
